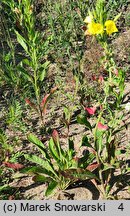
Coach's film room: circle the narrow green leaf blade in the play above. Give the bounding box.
[81,135,92,147]
[49,138,60,162]
[45,181,58,197]
[77,115,92,130]
[15,31,28,53]
[27,134,49,159]
[62,168,98,181]
[24,154,57,177]
[17,66,33,83]
[32,174,50,183]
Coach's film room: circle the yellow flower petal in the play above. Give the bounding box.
[88,22,104,35]
[105,20,118,35]
[84,16,92,24]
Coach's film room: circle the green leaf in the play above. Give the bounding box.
[68,138,75,159]
[68,138,74,151]
[28,134,49,159]
[39,61,50,81]
[45,181,58,196]
[63,106,71,121]
[24,154,57,177]
[95,130,104,153]
[32,174,49,183]
[20,166,54,178]
[102,163,115,172]
[79,152,95,169]
[39,69,46,81]
[72,169,98,180]
[115,150,121,156]
[17,66,33,83]
[49,138,60,162]
[49,138,66,165]
[71,158,79,168]
[0,184,10,192]
[62,168,98,181]
[77,115,92,130]
[114,12,122,22]
[15,31,28,53]
[81,135,92,148]
[22,59,32,67]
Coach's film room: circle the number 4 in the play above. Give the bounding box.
[118,203,124,211]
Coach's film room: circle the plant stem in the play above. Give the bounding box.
[94,96,107,198]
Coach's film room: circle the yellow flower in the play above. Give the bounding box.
[105,20,118,35]
[87,22,104,35]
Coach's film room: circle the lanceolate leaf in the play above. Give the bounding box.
[24,154,57,177]
[79,152,95,169]
[39,61,50,81]
[0,184,10,192]
[68,138,75,159]
[27,134,49,159]
[77,115,92,130]
[40,87,57,114]
[102,163,115,172]
[45,181,58,197]
[50,137,67,164]
[86,163,100,172]
[68,138,74,152]
[81,135,92,148]
[15,31,28,53]
[49,138,60,162]
[22,58,32,67]
[74,170,98,180]
[20,166,53,177]
[17,66,33,83]
[32,174,50,183]
[61,168,98,181]
[3,162,24,170]
[25,99,38,111]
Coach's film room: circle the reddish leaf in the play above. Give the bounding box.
[97,122,108,130]
[25,98,37,111]
[3,162,24,170]
[40,94,50,114]
[98,75,104,83]
[52,129,59,143]
[88,148,96,155]
[40,94,50,107]
[50,86,58,94]
[85,107,96,115]
[86,163,100,172]
[40,87,57,114]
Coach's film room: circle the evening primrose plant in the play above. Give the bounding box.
[81,0,126,199]
[22,131,97,197]
[1,0,52,125]
[77,67,126,199]
[84,0,120,43]
[84,0,123,97]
